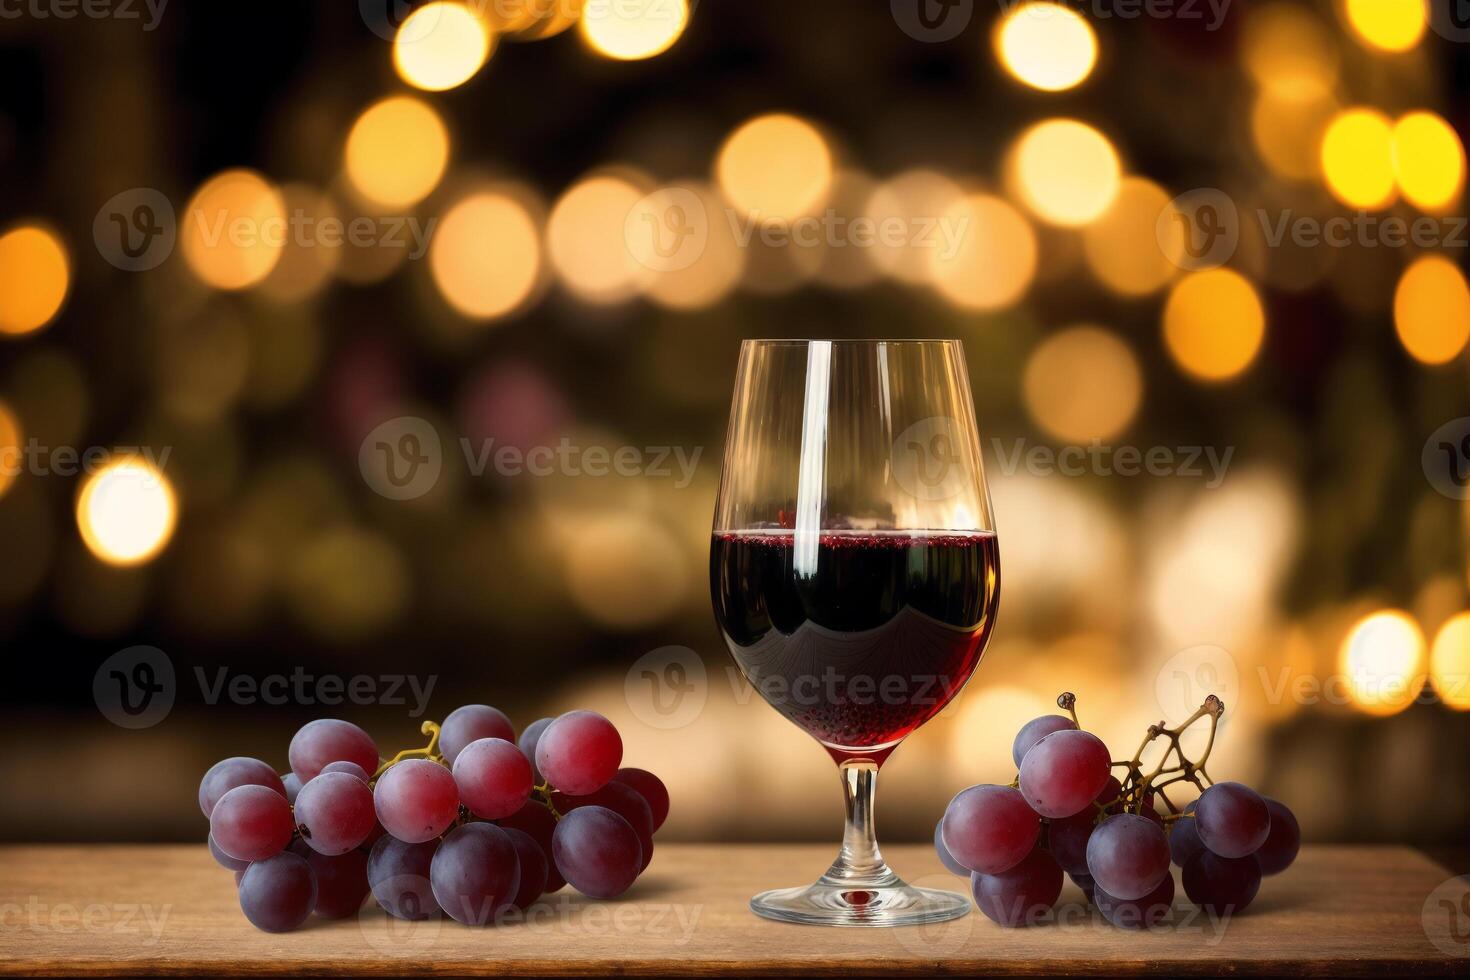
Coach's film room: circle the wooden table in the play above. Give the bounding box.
[1,844,1466,975]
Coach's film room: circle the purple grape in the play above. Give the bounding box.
[431,823,521,926]
[209,833,249,872]
[969,847,1063,927]
[296,771,377,855]
[1012,714,1077,768]
[453,738,533,820]
[1195,781,1270,859]
[1070,871,1096,903]
[238,851,317,933]
[439,705,516,767]
[518,717,553,781]
[1095,871,1175,929]
[210,784,294,862]
[1254,798,1300,875]
[935,820,969,877]
[1169,801,1205,867]
[553,781,655,872]
[613,767,669,832]
[302,847,370,919]
[368,835,440,920]
[373,759,460,844]
[288,719,379,783]
[940,784,1040,874]
[499,800,564,893]
[552,805,642,899]
[198,758,285,818]
[1018,730,1113,819]
[1182,850,1261,914]
[282,772,302,805]
[536,711,622,796]
[1085,813,1171,901]
[321,760,371,782]
[1045,808,1096,876]
[501,827,549,910]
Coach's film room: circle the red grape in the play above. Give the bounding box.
[1085,812,1171,901]
[501,827,549,910]
[1254,798,1300,875]
[439,705,515,767]
[1012,714,1077,768]
[282,772,302,804]
[1195,781,1270,859]
[1095,870,1175,929]
[1045,808,1096,877]
[535,711,622,796]
[296,771,377,855]
[208,833,249,872]
[934,820,969,877]
[970,847,1063,927]
[453,738,533,820]
[553,781,655,872]
[552,805,642,899]
[940,784,1039,874]
[238,852,317,933]
[1018,730,1112,818]
[613,767,669,832]
[211,784,294,862]
[367,835,440,920]
[498,800,565,893]
[320,760,371,782]
[199,758,285,818]
[302,847,371,919]
[431,823,521,926]
[373,759,460,844]
[518,717,553,781]
[1169,801,1205,867]
[288,719,379,782]
[1182,850,1261,914]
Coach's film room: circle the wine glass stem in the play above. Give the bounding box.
[826,761,894,885]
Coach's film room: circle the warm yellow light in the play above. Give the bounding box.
[181,169,286,290]
[344,96,450,210]
[1010,119,1121,227]
[1321,109,1397,210]
[1243,3,1339,98]
[715,113,833,222]
[863,169,964,285]
[1338,610,1426,716]
[1344,0,1425,53]
[1251,88,1338,181]
[1394,256,1470,366]
[0,401,19,500]
[1083,177,1181,296]
[1163,269,1266,382]
[1430,612,1470,711]
[547,175,648,303]
[393,1,493,92]
[430,192,541,320]
[76,458,178,567]
[0,225,69,336]
[1392,111,1466,212]
[580,0,688,60]
[1023,326,1142,443]
[994,2,1098,92]
[927,193,1037,310]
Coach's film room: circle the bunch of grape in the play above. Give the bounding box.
[201,706,670,932]
[936,693,1300,929]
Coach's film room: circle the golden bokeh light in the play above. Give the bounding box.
[344,96,450,210]
[1010,119,1121,227]
[927,193,1037,310]
[1083,177,1181,296]
[430,192,542,320]
[1243,3,1339,98]
[1394,256,1470,366]
[76,457,178,567]
[626,183,745,310]
[863,169,964,285]
[1321,108,1397,210]
[393,1,494,92]
[0,225,70,336]
[1430,612,1470,711]
[0,401,20,500]
[181,169,287,290]
[1343,0,1426,53]
[1338,609,1426,716]
[1163,269,1267,382]
[1391,111,1466,213]
[994,1,1098,93]
[580,0,688,61]
[716,113,833,223]
[1251,88,1338,181]
[1023,326,1142,443]
[547,174,648,303]
[260,185,342,303]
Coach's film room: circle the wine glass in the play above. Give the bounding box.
[710,339,1001,927]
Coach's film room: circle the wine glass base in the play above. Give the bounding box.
[750,878,971,928]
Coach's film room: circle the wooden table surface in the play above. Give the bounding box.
[1,843,1466,976]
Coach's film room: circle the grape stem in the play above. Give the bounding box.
[371,720,445,782]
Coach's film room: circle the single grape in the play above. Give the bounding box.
[1254,798,1300,876]
[373,759,460,844]
[453,738,533,820]
[1069,871,1096,903]
[1012,714,1077,768]
[1095,775,1125,814]
[439,705,516,767]
[211,784,295,862]
[296,771,377,855]
[359,818,387,853]
[501,827,549,910]
[613,767,670,832]
[553,781,655,872]
[970,847,1063,927]
[517,717,553,781]
[368,835,441,920]
[1169,801,1205,867]
[288,718,379,783]
[1045,808,1096,877]
[1195,781,1270,859]
[302,847,371,919]
[198,758,285,818]
[1182,850,1261,915]
[282,772,302,805]
[238,852,317,933]
[431,823,521,926]
[940,784,1039,875]
[934,820,969,877]
[320,760,371,783]
[1085,812,1171,901]
[209,833,249,872]
[1018,730,1112,819]
[1095,871,1175,930]
[536,711,622,796]
[552,805,642,899]
[498,800,565,893]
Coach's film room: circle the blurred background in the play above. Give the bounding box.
[0,0,1468,850]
